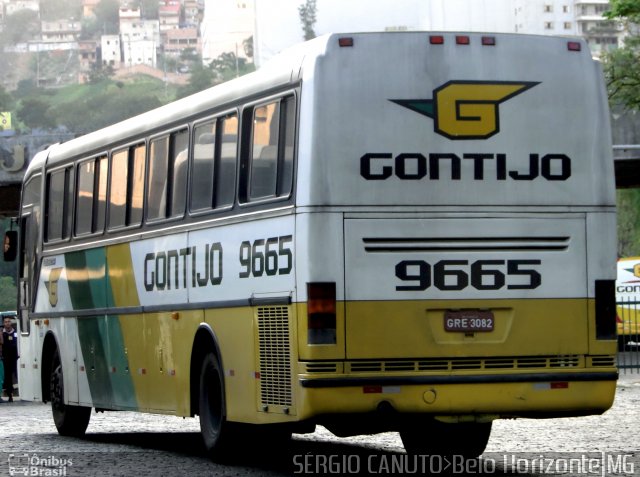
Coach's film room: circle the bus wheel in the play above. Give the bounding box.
[199,352,237,461]
[50,351,91,437]
[400,419,492,458]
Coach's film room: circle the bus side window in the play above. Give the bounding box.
[191,120,217,211]
[147,137,169,220]
[244,95,295,202]
[250,102,279,199]
[109,149,129,228]
[45,167,74,242]
[109,144,146,229]
[148,129,188,221]
[190,114,238,213]
[171,129,189,217]
[75,156,107,236]
[217,114,238,207]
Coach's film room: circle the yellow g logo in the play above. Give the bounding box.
[45,267,63,307]
[391,81,539,140]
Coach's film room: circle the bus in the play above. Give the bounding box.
[4,32,618,459]
[616,257,640,350]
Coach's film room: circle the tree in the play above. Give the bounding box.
[209,52,255,83]
[17,97,56,130]
[0,10,40,45]
[603,0,640,109]
[40,0,82,21]
[0,86,14,111]
[92,0,120,35]
[298,0,317,41]
[176,62,215,99]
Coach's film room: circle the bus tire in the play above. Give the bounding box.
[199,352,237,461]
[50,350,91,437]
[400,419,492,458]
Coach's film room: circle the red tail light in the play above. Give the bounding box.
[456,35,470,45]
[338,37,354,47]
[567,41,581,51]
[307,282,336,344]
[430,35,444,45]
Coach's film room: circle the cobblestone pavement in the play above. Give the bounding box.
[0,373,638,477]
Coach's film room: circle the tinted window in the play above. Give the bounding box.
[109,144,146,229]
[148,129,188,221]
[191,114,237,212]
[244,96,295,203]
[46,168,73,242]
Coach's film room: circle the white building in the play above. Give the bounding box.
[253,0,624,66]
[200,0,255,65]
[101,34,121,68]
[119,7,160,68]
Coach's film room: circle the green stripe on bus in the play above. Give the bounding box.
[77,315,138,409]
[65,248,108,310]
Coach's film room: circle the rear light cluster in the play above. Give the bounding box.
[429,35,496,45]
[307,282,337,344]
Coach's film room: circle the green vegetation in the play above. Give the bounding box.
[602,0,640,258]
[604,0,640,110]
[8,75,178,133]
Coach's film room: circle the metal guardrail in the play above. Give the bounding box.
[616,298,640,373]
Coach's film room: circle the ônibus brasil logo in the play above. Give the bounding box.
[391,81,539,140]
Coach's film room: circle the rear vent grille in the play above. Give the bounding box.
[589,355,616,367]
[305,363,338,373]
[257,306,292,406]
[348,356,581,373]
[363,236,569,253]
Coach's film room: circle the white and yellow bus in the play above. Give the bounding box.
[5,32,618,458]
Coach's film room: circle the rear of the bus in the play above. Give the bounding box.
[293,32,617,425]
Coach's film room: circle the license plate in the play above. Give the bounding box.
[444,310,494,332]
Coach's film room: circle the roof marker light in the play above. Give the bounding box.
[430,35,444,45]
[338,37,354,47]
[456,35,470,45]
[567,41,581,51]
[482,36,496,46]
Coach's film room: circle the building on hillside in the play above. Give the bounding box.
[41,19,82,43]
[101,34,122,68]
[78,40,99,83]
[159,0,181,32]
[4,0,39,17]
[184,0,204,28]
[163,27,200,57]
[120,6,160,68]
[82,0,100,19]
[200,0,254,65]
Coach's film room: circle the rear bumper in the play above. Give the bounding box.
[300,371,618,388]
[296,371,618,420]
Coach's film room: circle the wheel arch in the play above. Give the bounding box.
[41,330,60,403]
[190,323,224,417]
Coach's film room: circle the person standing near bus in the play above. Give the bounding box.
[2,317,18,402]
